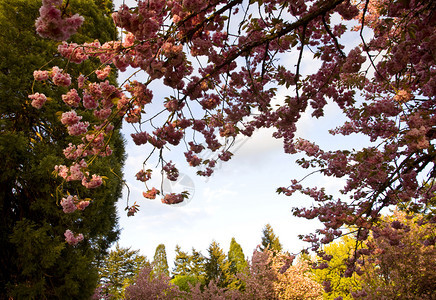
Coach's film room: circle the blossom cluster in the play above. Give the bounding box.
[32,0,436,265]
[35,0,84,41]
[60,195,90,213]
[64,229,84,246]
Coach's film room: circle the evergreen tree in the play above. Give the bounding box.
[153,244,169,276]
[190,248,206,283]
[204,241,232,289]
[228,237,248,273]
[0,0,124,298]
[260,224,283,253]
[97,244,149,299]
[227,237,248,290]
[171,246,206,292]
[172,245,191,277]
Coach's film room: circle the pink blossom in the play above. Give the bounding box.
[64,229,84,246]
[33,70,49,81]
[163,161,179,181]
[28,93,47,109]
[94,108,112,120]
[77,74,86,88]
[76,200,90,210]
[36,1,84,41]
[62,89,81,107]
[51,66,71,86]
[58,42,88,63]
[161,193,184,204]
[54,164,68,179]
[63,143,86,160]
[67,121,89,136]
[67,161,85,181]
[60,110,81,126]
[82,92,98,109]
[60,195,78,213]
[96,65,111,80]
[143,187,159,199]
[136,169,152,182]
[82,174,103,189]
[131,131,149,145]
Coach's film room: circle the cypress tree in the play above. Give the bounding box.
[228,237,247,273]
[227,237,247,290]
[153,244,169,276]
[0,0,124,298]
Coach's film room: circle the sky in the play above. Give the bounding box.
[111,0,368,269]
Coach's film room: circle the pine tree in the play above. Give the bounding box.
[153,244,170,276]
[171,246,206,292]
[0,0,124,298]
[228,237,248,290]
[260,224,283,253]
[172,245,191,277]
[190,248,206,283]
[97,244,149,299]
[204,241,232,289]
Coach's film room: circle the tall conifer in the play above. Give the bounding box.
[172,245,191,277]
[0,0,124,298]
[153,244,170,276]
[204,241,232,289]
[260,224,283,253]
[227,237,248,290]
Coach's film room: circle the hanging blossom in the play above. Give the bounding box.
[35,0,84,41]
[28,92,47,109]
[64,229,84,245]
[60,195,90,213]
[32,0,436,269]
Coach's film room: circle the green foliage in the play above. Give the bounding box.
[204,241,232,289]
[313,235,362,299]
[260,223,283,253]
[0,0,124,298]
[227,237,248,290]
[171,246,206,291]
[97,244,149,299]
[171,274,200,293]
[228,237,248,273]
[172,245,191,277]
[153,244,170,276]
[190,248,207,284]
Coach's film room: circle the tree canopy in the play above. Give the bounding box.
[153,243,170,276]
[0,0,125,298]
[260,224,283,253]
[26,0,436,284]
[96,244,148,299]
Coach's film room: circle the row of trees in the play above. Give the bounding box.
[96,212,435,299]
[95,223,281,298]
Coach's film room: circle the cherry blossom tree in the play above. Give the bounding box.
[31,0,435,278]
[353,210,436,299]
